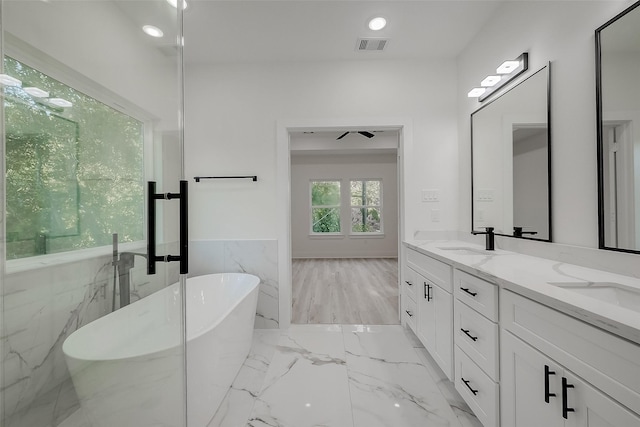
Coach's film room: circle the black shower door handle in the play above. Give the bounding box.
[147,180,189,275]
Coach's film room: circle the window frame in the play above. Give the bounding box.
[349,178,384,236]
[3,40,154,268]
[309,179,343,236]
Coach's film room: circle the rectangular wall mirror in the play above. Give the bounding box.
[596,0,640,254]
[471,65,551,241]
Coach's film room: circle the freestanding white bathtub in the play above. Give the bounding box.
[62,273,260,427]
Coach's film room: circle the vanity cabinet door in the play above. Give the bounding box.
[501,330,563,427]
[565,372,640,427]
[502,329,640,427]
[417,275,453,380]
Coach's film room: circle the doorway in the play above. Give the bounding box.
[288,128,400,325]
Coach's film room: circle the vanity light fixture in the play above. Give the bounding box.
[368,17,387,31]
[468,52,528,101]
[48,98,73,108]
[24,87,49,98]
[0,74,22,87]
[143,25,164,38]
[481,75,501,87]
[467,87,486,98]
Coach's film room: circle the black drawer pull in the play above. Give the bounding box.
[544,365,556,403]
[460,287,478,297]
[405,310,414,317]
[461,328,478,341]
[461,378,478,395]
[405,280,413,286]
[562,377,575,419]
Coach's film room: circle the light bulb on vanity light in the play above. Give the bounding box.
[24,87,50,98]
[481,75,501,87]
[496,60,520,74]
[468,87,486,98]
[0,74,22,87]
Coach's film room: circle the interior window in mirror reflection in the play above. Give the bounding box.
[597,1,640,252]
[472,66,551,241]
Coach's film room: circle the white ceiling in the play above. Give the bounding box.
[119,0,507,64]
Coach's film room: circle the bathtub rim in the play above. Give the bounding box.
[62,272,260,362]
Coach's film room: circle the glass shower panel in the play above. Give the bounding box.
[1,1,186,426]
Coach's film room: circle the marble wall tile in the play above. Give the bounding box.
[189,239,280,329]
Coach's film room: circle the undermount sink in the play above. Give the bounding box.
[548,282,640,312]
[437,246,489,255]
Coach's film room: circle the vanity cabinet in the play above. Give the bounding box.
[501,290,640,427]
[453,269,500,427]
[404,248,453,380]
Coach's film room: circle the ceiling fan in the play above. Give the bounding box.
[336,130,375,140]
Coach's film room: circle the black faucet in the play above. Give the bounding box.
[513,227,538,238]
[472,227,495,251]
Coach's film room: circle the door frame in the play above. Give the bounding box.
[277,118,413,328]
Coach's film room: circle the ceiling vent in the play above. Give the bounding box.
[356,38,388,52]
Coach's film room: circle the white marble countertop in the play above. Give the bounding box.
[404,239,640,345]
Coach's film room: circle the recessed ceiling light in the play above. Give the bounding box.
[48,98,73,108]
[0,74,22,87]
[496,60,520,74]
[468,88,486,98]
[24,87,50,98]
[166,0,187,9]
[143,25,164,38]
[368,17,387,31]
[481,76,501,87]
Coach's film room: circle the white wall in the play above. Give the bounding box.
[291,152,398,258]
[457,0,637,249]
[185,59,459,241]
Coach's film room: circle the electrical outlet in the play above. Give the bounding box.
[421,189,440,202]
[431,209,440,222]
[476,209,484,221]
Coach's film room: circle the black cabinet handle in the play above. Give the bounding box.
[562,377,575,419]
[461,328,478,342]
[147,180,189,275]
[460,287,478,297]
[405,310,414,318]
[424,282,432,301]
[461,378,478,395]
[405,280,413,286]
[544,365,556,403]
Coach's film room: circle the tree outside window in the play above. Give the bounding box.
[350,180,382,233]
[310,180,341,233]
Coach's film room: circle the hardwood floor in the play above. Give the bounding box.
[292,258,399,325]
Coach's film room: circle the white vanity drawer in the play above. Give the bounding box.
[501,290,640,415]
[403,267,417,302]
[454,269,498,321]
[455,345,499,427]
[407,249,452,292]
[402,294,417,331]
[455,299,499,380]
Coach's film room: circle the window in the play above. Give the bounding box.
[310,180,341,233]
[350,180,382,233]
[4,56,145,259]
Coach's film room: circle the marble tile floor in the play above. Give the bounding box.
[59,325,481,427]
